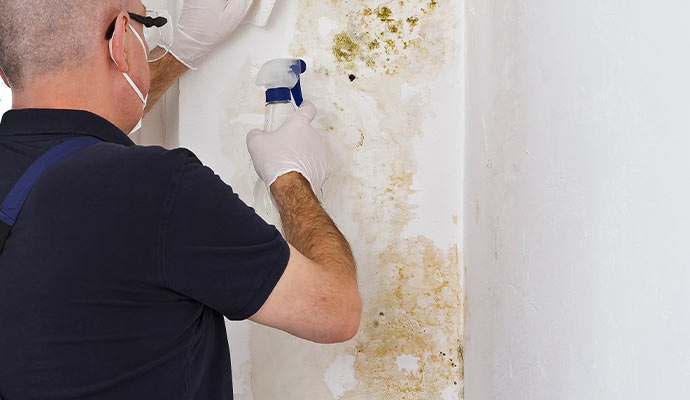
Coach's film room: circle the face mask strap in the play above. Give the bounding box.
[129,118,143,136]
[128,24,148,58]
[122,72,146,104]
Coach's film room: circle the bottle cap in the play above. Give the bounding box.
[257,59,307,106]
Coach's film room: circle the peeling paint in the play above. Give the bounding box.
[397,354,421,374]
[325,354,358,399]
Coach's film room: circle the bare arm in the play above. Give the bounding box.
[273,173,356,280]
[249,172,362,343]
[144,53,188,115]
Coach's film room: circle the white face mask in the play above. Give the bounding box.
[109,24,149,135]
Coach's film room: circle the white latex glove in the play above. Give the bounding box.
[170,0,253,69]
[247,100,331,194]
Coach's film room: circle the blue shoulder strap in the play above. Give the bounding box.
[0,136,102,254]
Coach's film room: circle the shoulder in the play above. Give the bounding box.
[69,142,203,183]
[43,142,207,204]
[88,142,197,169]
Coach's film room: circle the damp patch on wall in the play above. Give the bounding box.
[350,238,462,399]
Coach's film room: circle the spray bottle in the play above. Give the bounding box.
[253,58,308,230]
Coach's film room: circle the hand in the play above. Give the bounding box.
[169,0,253,69]
[247,100,331,195]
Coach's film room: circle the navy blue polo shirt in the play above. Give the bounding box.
[0,109,290,400]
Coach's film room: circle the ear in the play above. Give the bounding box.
[0,66,10,88]
[109,12,132,73]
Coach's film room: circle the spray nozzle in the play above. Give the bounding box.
[256,58,307,107]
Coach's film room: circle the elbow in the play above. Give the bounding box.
[310,289,362,344]
[341,294,363,342]
[324,291,363,344]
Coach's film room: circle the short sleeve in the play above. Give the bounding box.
[163,151,289,320]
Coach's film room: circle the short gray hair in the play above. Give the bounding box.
[0,0,129,90]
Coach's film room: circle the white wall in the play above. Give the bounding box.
[465,2,690,399]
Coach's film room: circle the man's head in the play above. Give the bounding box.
[0,0,152,133]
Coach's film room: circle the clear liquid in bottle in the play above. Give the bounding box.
[252,101,296,232]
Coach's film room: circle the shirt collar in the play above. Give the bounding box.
[0,108,136,147]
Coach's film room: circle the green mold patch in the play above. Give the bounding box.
[333,32,360,63]
[329,1,444,76]
[388,19,403,34]
[384,39,396,50]
[376,6,393,22]
[406,15,419,29]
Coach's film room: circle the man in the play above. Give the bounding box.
[0,0,362,399]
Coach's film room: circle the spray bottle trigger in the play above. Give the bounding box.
[291,81,303,107]
[289,60,307,107]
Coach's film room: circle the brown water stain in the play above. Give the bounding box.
[343,237,462,399]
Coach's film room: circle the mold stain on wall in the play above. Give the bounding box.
[239,0,466,399]
[350,238,463,399]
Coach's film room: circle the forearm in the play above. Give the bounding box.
[271,172,357,281]
[144,53,188,115]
